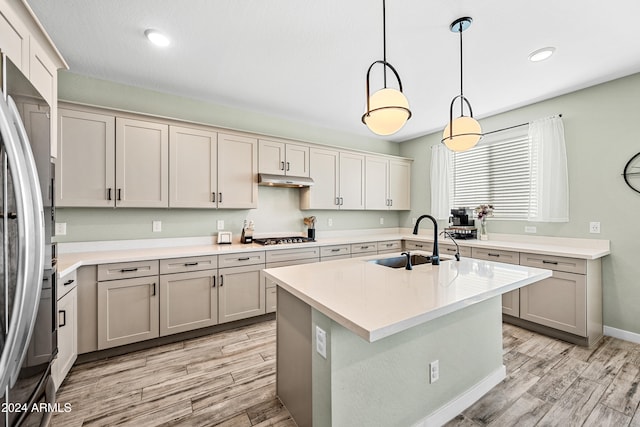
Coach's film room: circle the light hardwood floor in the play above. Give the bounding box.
[52,320,640,426]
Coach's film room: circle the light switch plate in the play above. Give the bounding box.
[315,326,327,359]
[217,220,225,230]
[55,222,67,235]
[152,220,162,232]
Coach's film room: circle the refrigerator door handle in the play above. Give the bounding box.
[0,91,44,390]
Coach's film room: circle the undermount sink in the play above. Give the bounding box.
[368,254,452,269]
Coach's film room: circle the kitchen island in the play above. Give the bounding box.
[262,252,552,427]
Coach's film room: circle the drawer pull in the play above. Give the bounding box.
[121,267,139,272]
[64,279,75,286]
[331,249,341,252]
[542,260,559,265]
[415,244,424,248]
[488,253,500,257]
[361,246,370,249]
[184,262,199,266]
[445,248,456,252]
[58,310,67,328]
[238,257,250,261]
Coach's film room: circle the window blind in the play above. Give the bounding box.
[451,129,533,220]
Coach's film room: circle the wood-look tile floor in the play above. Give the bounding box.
[52,320,640,427]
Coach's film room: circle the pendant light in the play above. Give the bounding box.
[442,17,482,152]
[362,0,411,136]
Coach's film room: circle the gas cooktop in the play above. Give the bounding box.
[253,236,314,245]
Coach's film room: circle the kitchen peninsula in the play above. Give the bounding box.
[262,253,552,427]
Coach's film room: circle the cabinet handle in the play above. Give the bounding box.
[220,275,224,287]
[107,188,112,201]
[117,188,122,201]
[218,193,222,203]
[280,161,285,171]
[121,267,139,273]
[415,244,424,248]
[361,246,370,250]
[389,199,393,207]
[445,248,456,252]
[488,253,500,257]
[184,262,199,266]
[286,162,290,171]
[58,310,67,328]
[64,279,75,286]
[212,192,216,203]
[151,283,156,296]
[542,260,559,265]
[335,197,340,206]
[238,257,250,261]
[212,276,216,288]
[331,248,341,252]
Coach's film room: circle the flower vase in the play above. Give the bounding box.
[479,219,488,240]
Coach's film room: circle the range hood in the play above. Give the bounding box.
[258,173,314,188]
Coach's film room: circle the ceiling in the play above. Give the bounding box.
[26,0,640,142]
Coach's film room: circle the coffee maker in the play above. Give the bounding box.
[444,208,477,239]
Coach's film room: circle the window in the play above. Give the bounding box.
[451,128,534,220]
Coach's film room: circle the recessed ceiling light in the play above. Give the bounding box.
[144,29,170,47]
[528,47,555,62]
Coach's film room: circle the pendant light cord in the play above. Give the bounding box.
[459,21,464,117]
[382,0,387,88]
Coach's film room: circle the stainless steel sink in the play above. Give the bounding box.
[368,254,451,269]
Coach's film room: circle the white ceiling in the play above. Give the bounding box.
[26,0,640,142]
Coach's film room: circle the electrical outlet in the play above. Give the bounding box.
[327,218,333,227]
[429,360,439,384]
[379,217,384,225]
[589,221,601,234]
[525,226,537,233]
[315,326,327,359]
[152,220,162,232]
[55,222,67,236]
[217,220,225,230]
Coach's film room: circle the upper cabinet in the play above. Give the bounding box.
[216,133,258,209]
[258,139,310,177]
[300,148,365,210]
[365,156,411,211]
[1,0,68,158]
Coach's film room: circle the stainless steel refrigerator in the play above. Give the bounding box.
[0,54,57,426]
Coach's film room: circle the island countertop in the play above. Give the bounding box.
[262,251,552,342]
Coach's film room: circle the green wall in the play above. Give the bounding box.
[55,71,403,242]
[399,72,640,335]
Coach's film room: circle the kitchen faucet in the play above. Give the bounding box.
[412,214,440,265]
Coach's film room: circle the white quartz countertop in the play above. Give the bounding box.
[262,252,552,342]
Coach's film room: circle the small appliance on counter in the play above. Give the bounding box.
[241,220,254,244]
[444,207,477,239]
[217,231,232,244]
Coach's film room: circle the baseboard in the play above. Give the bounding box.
[412,365,507,427]
[604,325,640,345]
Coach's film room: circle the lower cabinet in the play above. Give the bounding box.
[219,264,266,323]
[160,269,218,336]
[97,275,159,350]
[471,247,520,317]
[266,283,277,314]
[52,286,77,389]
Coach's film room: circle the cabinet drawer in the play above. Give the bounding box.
[351,242,378,255]
[57,269,78,300]
[97,260,159,281]
[266,247,319,263]
[160,255,218,274]
[519,252,586,275]
[403,240,432,251]
[320,245,350,258]
[377,240,402,253]
[218,251,265,268]
[471,248,520,265]
[439,243,472,258]
[267,258,318,269]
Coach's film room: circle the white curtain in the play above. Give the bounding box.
[528,116,569,222]
[430,144,452,220]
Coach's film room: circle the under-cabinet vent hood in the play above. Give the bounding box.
[258,173,314,188]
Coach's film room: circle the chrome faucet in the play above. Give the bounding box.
[412,214,440,265]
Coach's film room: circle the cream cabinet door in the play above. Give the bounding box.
[388,159,411,210]
[97,276,159,349]
[258,139,285,175]
[169,126,217,208]
[219,264,266,323]
[159,270,218,336]
[339,152,365,210]
[57,108,115,207]
[217,133,258,208]
[0,6,29,74]
[115,118,169,207]
[365,156,389,210]
[501,290,520,317]
[52,287,77,389]
[285,143,310,177]
[301,147,339,210]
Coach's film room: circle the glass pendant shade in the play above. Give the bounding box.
[442,116,482,152]
[363,88,411,136]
